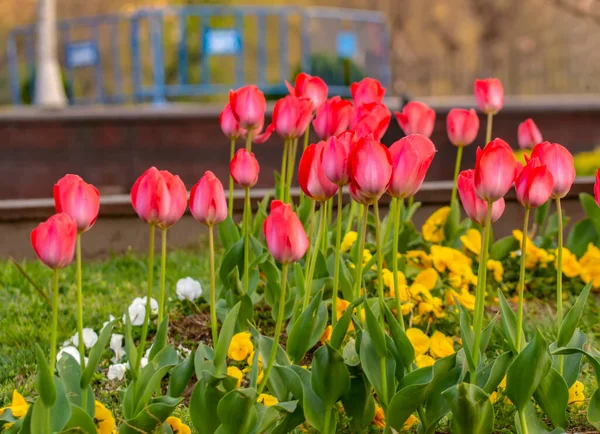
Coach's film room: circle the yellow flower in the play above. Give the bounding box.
[404,250,432,268]
[257,369,264,384]
[580,243,600,289]
[381,268,407,293]
[406,328,430,356]
[341,231,358,253]
[228,332,253,361]
[415,354,435,368]
[94,401,116,434]
[447,289,476,310]
[166,417,192,434]
[247,350,263,371]
[373,404,386,428]
[417,297,445,320]
[227,366,244,388]
[257,393,278,407]
[512,230,543,269]
[413,268,439,291]
[557,247,581,278]
[448,273,463,289]
[390,283,411,302]
[403,414,418,429]
[461,229,481,256]
[429,331,455,359]
[0,390,29,419]
[568,381,585,407]
[487,259,504,283]
[422,207,451,243]
[320,325,332,344]
[490,376,508,404]
[430,245,472,276]
[362,249,373,265]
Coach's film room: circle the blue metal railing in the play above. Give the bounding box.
[5,5,391,105]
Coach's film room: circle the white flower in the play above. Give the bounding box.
[103,315,116,329]
[57,346,88,366]
[131,297,158,315]
[176,277,203,301]
[124,302,146,326]
[177,345,192,358]
[71,328,98,349]
[107,363,128,381]
[140,357,148,368]
[110,334,125,362]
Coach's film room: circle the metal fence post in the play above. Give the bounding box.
[130,14,142,102]
[151,11,166,104]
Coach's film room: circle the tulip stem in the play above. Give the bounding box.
[516,207,530,353]
[75,234,87,406]
[374,202,385,326]
[332,189,344,327]
[50,269,59,373]
[303,125,310,151]
[392,198,405,328]
[243,187,251,294]
[485,113,493,144]
[246,129,253,152]
[158,227,167,323]
[208,224,218,347]
[285,138,299,204]
[258,263,289,395]
[280,140,289,202]
[303,202,327,311]
[472,201,493,384]
[450,146,464,204]
[228,137,236,214]
[556,197,564,375]
[135,223,155,374]
[346,201,358,233]
[321,202,329,253]
[354,204,370,306]
[519,409,529,434]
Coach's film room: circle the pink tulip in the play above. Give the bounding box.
[219,103,246,139]
[298,141,339,202]
[350,78,386,106]
[272,95,313,139]
[515,156,554,208]
[230,149,260,188]
[458,170,505,225]
[388,134,436,198]
[322,131,355,186]
[517,118,543,150]
[352,102,391,141]
[31,213,77,269]
[285,72,328,112]
[348,182,371,205]
[394,101,436,137]
[595,169,600,208]
[474,138,517,202]
[189,171,228,226]
[312,96,353,140]
[348,135,393,202]
[530,141,576,199]
[263,200,309,264]
[53,174,100,233]
[229,85,267,130]
[446,108,480,147]
[474,78,504,114]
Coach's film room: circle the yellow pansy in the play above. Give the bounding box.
[227,366,244,388]
[320,325,332,344]
[580,243,600,289]
[487,259,504,283]
[247,350,263,371]
[429,331,455,358]
[401,302,415,316]
[336,298,365,331]
[404,250,432,269]
[448,272,463,289]
[408,283,431,301]
[461,229,481,256]
[415,354,435,368]
[430,245,472,276]
[166,416,192,434]
[417,297,445,320]
[512,230,544,269]
[447,289,476,310]
[413,268,439,291]
[568,381,585,407]
[373,404,386,428]
[556,247,581,278]
[341,231,358,253]
[403,414,418,429]
[362,249,373,265]
[257,393,278,407]
[381,268,407,292]
[0,390,29,419]
[256,369,264,384]
[422,207,451,243]
[406,328,430,356]
[94,401,116,434]
[228,332,254,361]
[389,283,411,302]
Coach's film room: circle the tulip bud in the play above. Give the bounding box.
[219,103,245,139]
[348,182,371,205]
[458,170,505,225]
[322,131,355,186]
[53,174,100,233]
[352,102,391,141]
[31,213,77,269]
[474,78,504,114]
[595,169,600,208]
[229,85,267,130]
[394,101,436,137]
[350,78,386,106]
[388,134,436,198]
[298,141,339,201]
[272,95,313,139]
[312,96,353,140]
[285,72,328,112]
[517,118,543,150]
[446,108,479,147]
[189,171,228,226]
[263,200,309,264]
[515,157,554,208]
[230,149,260,188]
[474,138,517,202]
[348,135,393,203]
[530,141,575,199]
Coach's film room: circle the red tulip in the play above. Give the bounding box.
[298,141,339,201]
[31,213,77,269]
[474,138,517,202]
[312,96,353,140]
[530,141,576,199]
[350,78,386,106]
[230,149,260,188]
[247,119,275,145]
[387,134,436,198]
[446,108,479,147]
[229,85,267,130]
[352,102,391,141]
[189,171,228,226]
[474,78,504,114]
[219,103,246,140]
[348,135,393,202]
[272,95,313,139]
[322,131,355,186]
[158,171,187,229]
[53,174,100,233]
[518,118,543,150]
[515,156,554,208]
[595,169,600,208]
[285,73,328,112]
[263,200,309,264]
[348,182,370,205]
[394,101,436,137]
[458,170,505,225]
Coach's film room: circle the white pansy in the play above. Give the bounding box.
[124,302,146,326]
[177,345,192,358]
[176,277,203,301]
[107,363,128,381]
[140,357,148,368]
[131,297,159,315]
[110,334,125,362]
[57,346,88,366]
[71,328,98,349]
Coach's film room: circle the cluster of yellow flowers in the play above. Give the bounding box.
[405,328,456,367]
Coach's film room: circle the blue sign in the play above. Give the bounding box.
[65,41,99,68]
[203,29,242,56]
[336,32,357,59]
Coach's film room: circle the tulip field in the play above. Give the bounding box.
[3,75,600,433]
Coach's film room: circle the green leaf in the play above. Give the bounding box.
[490,236,519,261]
[124,312,138,380]
[557,282,592,347]
[219,238,245,285]
[189,373,229,434]
[482,352,512,394]
[167,350,195,398]
[149,316,169,361]
[286,289,325,363]
[497,290,524,353]
[311,344,350,408]
[81,319,117,389]
[61,403,97,434]
[35,344,56,407]
[330,296,364,351]
[30,399,47,434]
[257,336,291,402]
[218,214,241,249]
[134,364,177,415]
[566,218,598,257]
[341,373,376,432]
[444,198,461,244]
[359,330,396,407]
[120,396,181,434]
[515,401,564,434]
[581,192,600,235]
[442,383,494,434]
[293,263,305,299]
[456,300,476,373]
[382,303,414,369]
[551,329,587,388]
[363,299,386,358]
[420,365,462,433]
[57,353,94,414]
[505,330,551,411]
[216,388,258,434]
[533,367,569,429]
[213,302,242,375]
[535,200,550,228]
[49,377,71,432]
